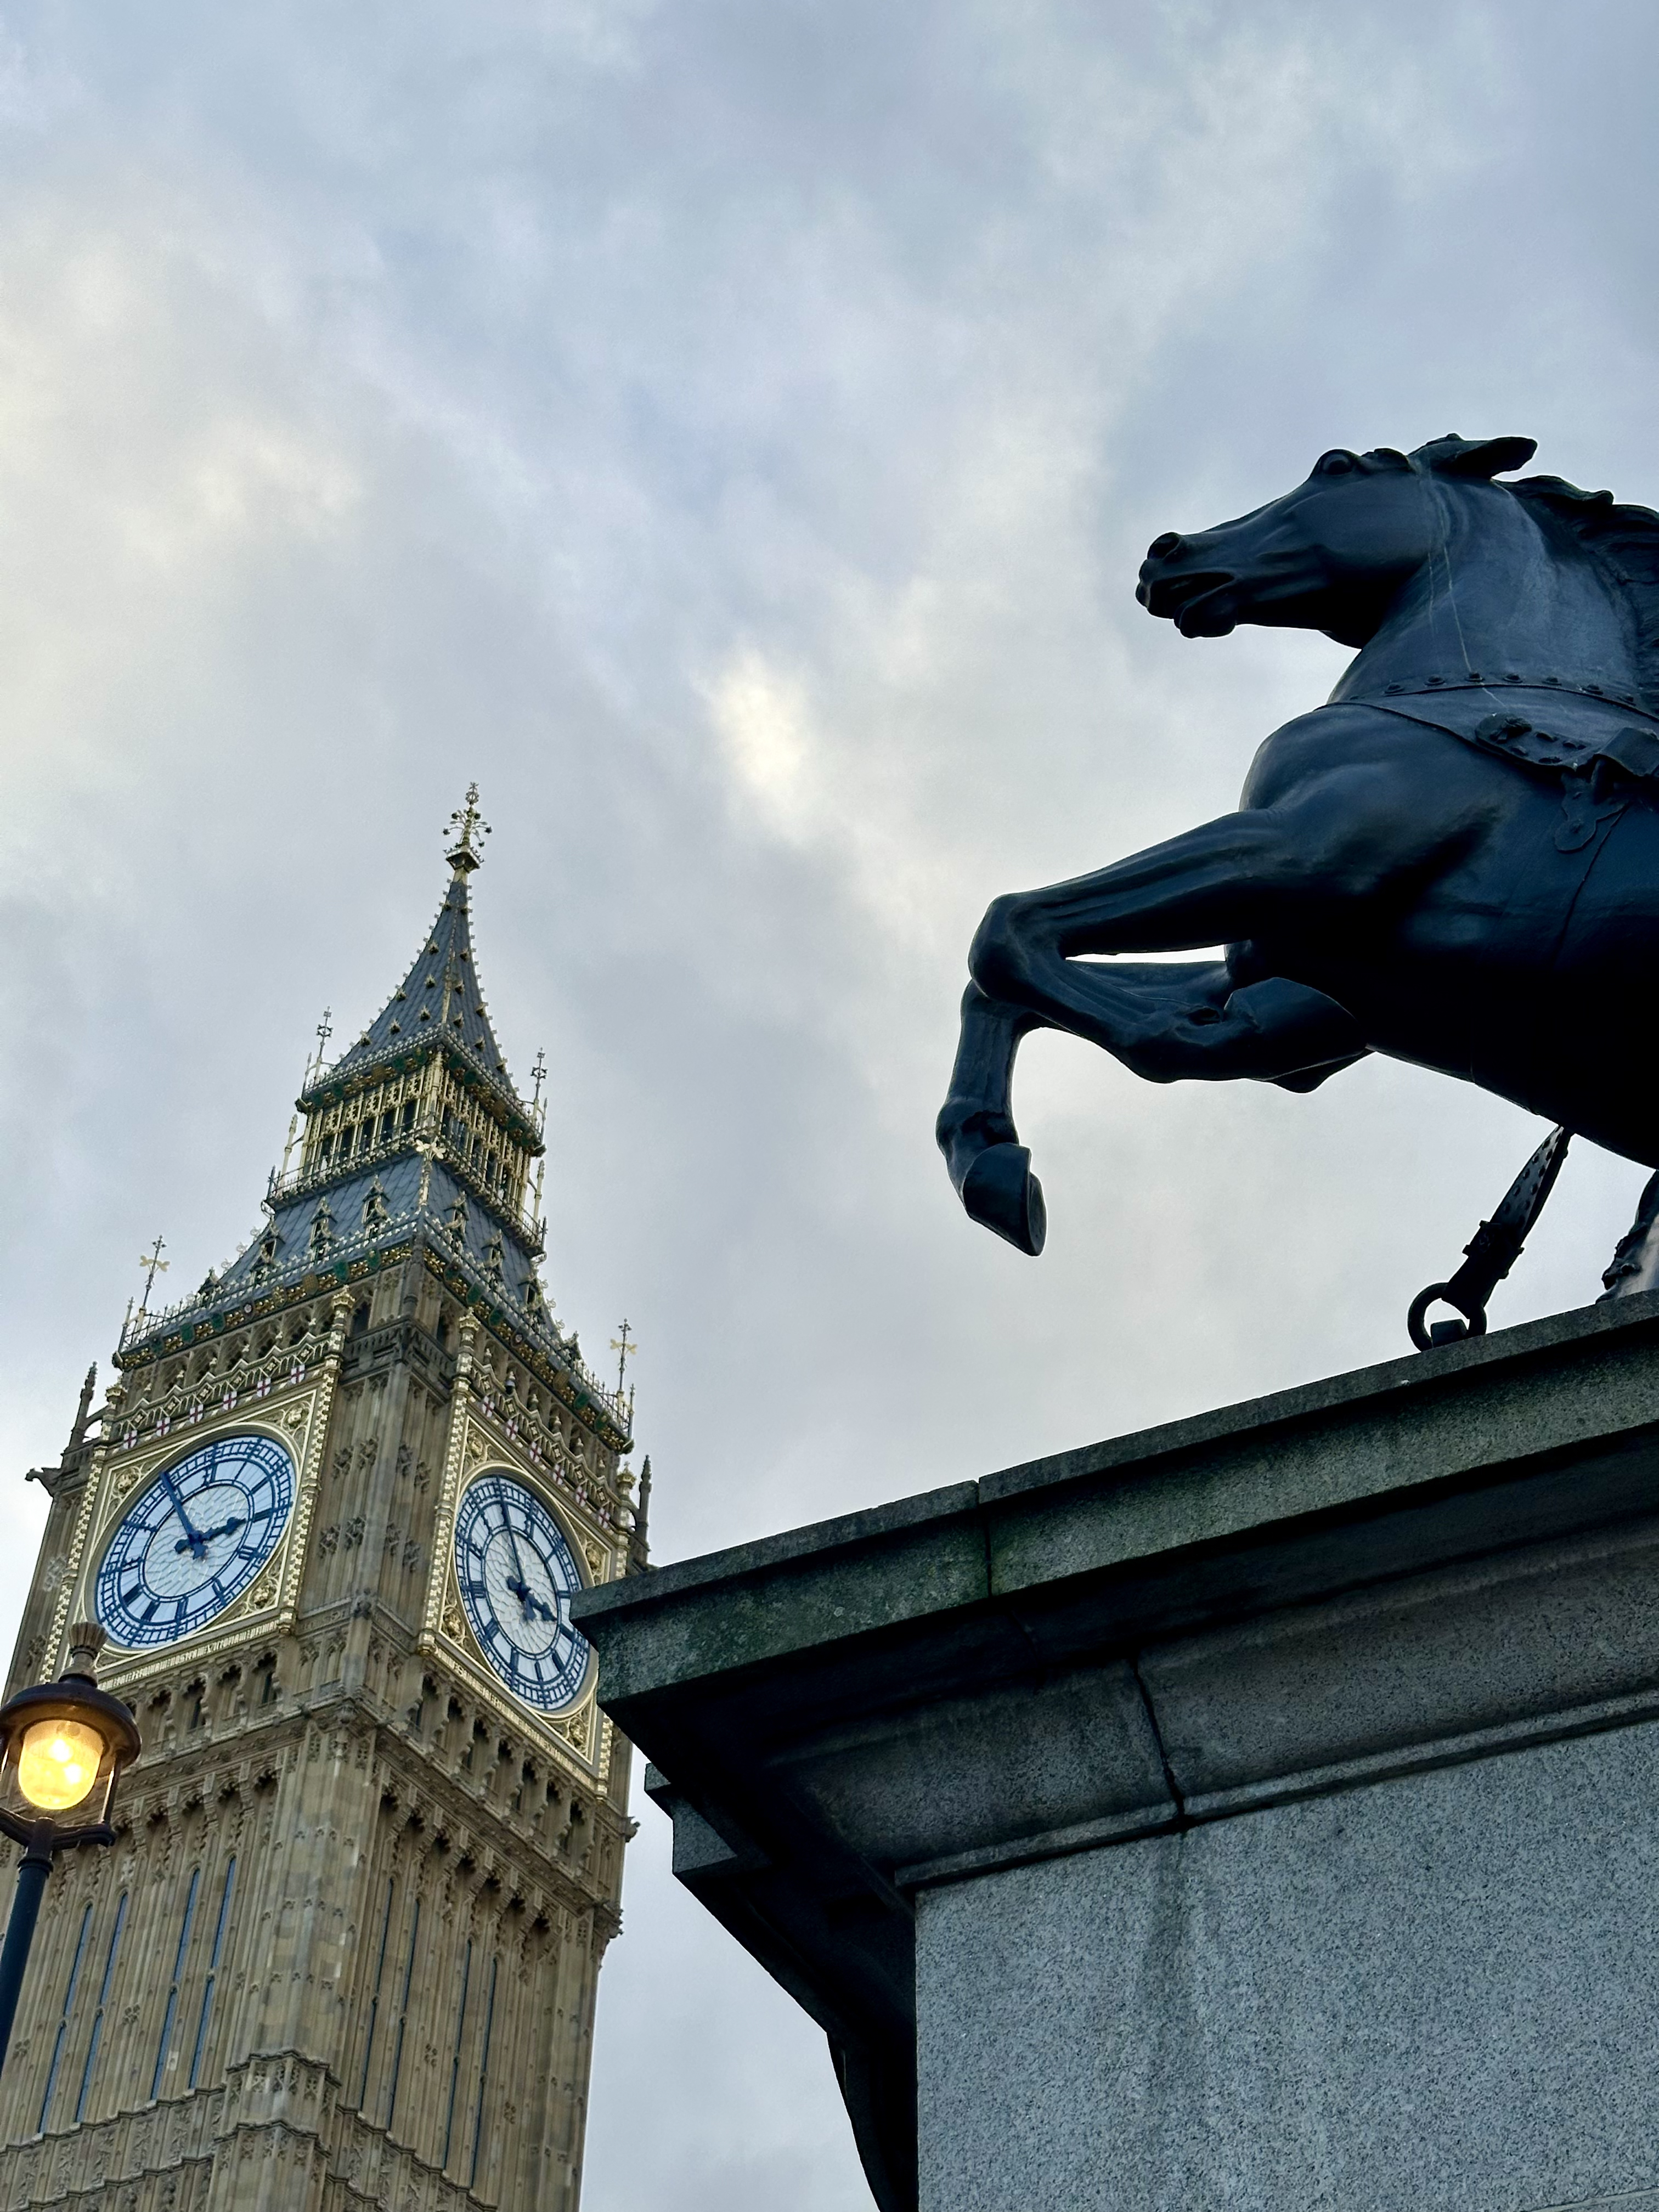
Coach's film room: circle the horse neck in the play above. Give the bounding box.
[1334,482,1643,702]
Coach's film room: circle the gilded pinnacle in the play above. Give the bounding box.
[445,781,492,874]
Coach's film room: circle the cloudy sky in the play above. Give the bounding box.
[1,1,1655,2203]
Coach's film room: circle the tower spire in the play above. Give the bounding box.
[318,785,518,1098]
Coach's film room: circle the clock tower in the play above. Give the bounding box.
[0,791,649,2210]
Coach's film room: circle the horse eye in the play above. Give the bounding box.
[1316,450,1356,477]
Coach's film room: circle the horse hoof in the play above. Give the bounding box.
[960,1143,1047,1256]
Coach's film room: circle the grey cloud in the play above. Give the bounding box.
[0,3,1655,2205]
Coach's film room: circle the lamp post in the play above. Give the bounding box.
[0,1623,140,2075]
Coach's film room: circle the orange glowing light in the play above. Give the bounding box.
[15,1718,104,1812]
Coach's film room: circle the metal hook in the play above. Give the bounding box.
[1407,1125,1572,1352]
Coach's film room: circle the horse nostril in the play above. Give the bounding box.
[1147,532,1183,560]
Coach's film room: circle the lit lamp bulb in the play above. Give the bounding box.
[16,1719,104,1813]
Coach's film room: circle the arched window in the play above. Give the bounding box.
[442,1939,473,2169]
[73,1891,127,2124]
[37,1900,92,2131]
[469,1955,499,2188]
[188,1857,236,2089]
[384,1897,421,2128]
[150,1866,200,2100]
[357,1877,396,2108]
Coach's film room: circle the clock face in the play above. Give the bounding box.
[454,1474,591,1713]
[96,1434,295,1651]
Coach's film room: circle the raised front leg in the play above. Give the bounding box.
[941,764,1445,1250]
[939,967,1367,1253]
[968,792,1393,1001]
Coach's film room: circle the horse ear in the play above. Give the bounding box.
[1419,435,1538,479]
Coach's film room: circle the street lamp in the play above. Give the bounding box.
[0,1624,141,2074]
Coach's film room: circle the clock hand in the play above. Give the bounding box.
[174,1516,243,1555]
[503,1519,532,1618]
[503,1563,556,1626]
[505,1575,555,1624]
[161,1467,208,1558]
[505,1582,556,1626]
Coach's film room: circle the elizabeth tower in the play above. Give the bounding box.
[0,792,648,2210]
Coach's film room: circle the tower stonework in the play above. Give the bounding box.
[0,798,646,2210]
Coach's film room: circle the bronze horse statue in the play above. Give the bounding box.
[938,433,1659,1316]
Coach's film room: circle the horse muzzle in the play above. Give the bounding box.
[1137,553,1241,636]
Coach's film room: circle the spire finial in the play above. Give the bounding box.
[304,1006,332,1085]
[67,1364,97,1454]
[611,1318,638,1397]
[445,782,492,875]
[137,1234,169,1316]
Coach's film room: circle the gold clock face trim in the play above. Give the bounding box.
[95,1432,295,1651]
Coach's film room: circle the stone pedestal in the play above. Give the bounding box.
[574,1292,1659,2212]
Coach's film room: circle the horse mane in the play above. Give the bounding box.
[1509,474,1659,705]
[1404,440,1659,706]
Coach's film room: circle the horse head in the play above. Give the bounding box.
[1137,435,1538,650]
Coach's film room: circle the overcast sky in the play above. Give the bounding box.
[1,2,1656,2204]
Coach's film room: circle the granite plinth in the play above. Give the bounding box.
[574,1290,1659,2212]
[920,1730,1659,2212]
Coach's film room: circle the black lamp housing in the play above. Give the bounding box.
[0,1630,142,1851]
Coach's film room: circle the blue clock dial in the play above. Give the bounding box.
[96,1434,295,1651]
[454,1474,591,1713]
